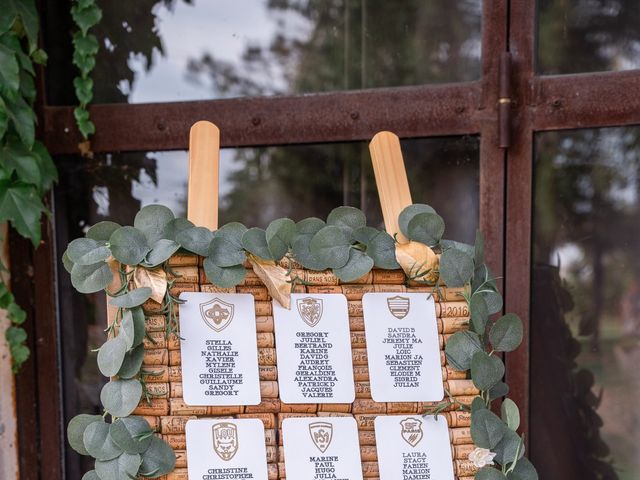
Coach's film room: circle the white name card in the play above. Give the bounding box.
[179,292,261,405]
[273,294,356,403]
[282,416,364,480]
[362,293,444,402]
[375,415,455,480]
[186,418,269,480]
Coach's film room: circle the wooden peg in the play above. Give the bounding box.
[187,121,220,230]
[369,131,412,242]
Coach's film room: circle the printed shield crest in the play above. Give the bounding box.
[309,422,333,453]
[200,298,234,332]
[297,297,323,327]
[212,422,239,461]
[387,295,410,319]
[400,417,424,447]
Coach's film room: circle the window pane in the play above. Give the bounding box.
[537,0,640,74]
[45,0,482,104]
[531,127,640,479]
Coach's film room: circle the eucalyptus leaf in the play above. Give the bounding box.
[398,203,435,238]
[444,330,482,371]
[109,226,150,265]
[215,222,248,246]
[109,416,153,454]
[143,239,180,267]
[326,206,366,238]
[477,467,508,480]
[120,311,136,350]
[471,351,505,391]
[97,335,127,377]
[81,470,101,480]
[309,225,351,269]
[71,262,113,293]
[471,396,487,413]
[82,421,123,461]
[100,379,143,418]
[439,248,474,287]
[62,251,75,274]
[506,457,538,480]
[489,313,524,352]
[67,238,110,265]
[208,236,246,267]
[501,398,520,431]
[139,436,177,478]
[130,307,146,348]
[295,217,325,235]
[352,226,378,245]
[494,428,524,465]
[471,408,506,449]
[175,226,213,256]
[489,382,510,400]
[161,218,194,242]
[364,231,400,269]
[265,217,295,260]
[334,249,374,283]
[241,228,273,260]
[441,239,475,257]
[117,344,145,379]
[86,221,121,241]
[470,294,489,334]
[95,452,141,480]
[67,414,102,456]
[134,204,175,244]
[203,258,246,288]
[481,289,503,315]
[109,287,152,308]
[407,212,445,246]
[291,234,328,270]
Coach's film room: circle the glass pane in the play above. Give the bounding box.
[55,136,479,475]
[537,0,640,74]
[45,0,482,104]
[531,126,640,479]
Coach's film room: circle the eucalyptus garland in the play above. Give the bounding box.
[64,203,537,480]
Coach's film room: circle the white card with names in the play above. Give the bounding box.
[282,416,364,480]
[179,292,261,405]
[186,418,269,480]
[375,415,455,480]
[273,294,355,403]
[362,293,444,402]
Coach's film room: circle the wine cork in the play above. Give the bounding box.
[350,331,367,347]
[359,430,376,446]
[341,284,374,300]
[175,450,187,468]
[168,350,181,366]
[132,398,169,416]
[352,348,368,365]
[237,413,276,429]
[168,266,199,283]
[440,316,470,334]
[143,348,169,366]
[146,382,169,398]
[259,365,278,381]
[362,461,379,477]
[440,351,446,365]
[387,402,419,414]
[238,269,263,286]
[352,399,386,414]
[277,462,286,479]
[278,413,315,430]
[372,269,405,284]
[280,403,318,413]
[256,316,274,333]
[163,434,186,450]
[450,427,472,445]
[304,270,340,286]
[244,398,281,414]
[348,300,363,317]
[354,413,377,430]
[143,331,168,350]
[167,253,198,266]
[317,403,352,413]
[453,443,475,459]
[261,380,279,398]
[168,365,181,382]
[341,271,373,284]
[350,316,365,331]
[265,445,277,463]
[436,301,470,318]
[168,398,207,416]
[258,348,277,365]
[255,301,272,316]
[237,285,270,301]
[167,334,181,350]
[452,395,479,407]
[316,412,351,418]
[166,467,188,480]
[169,382,182,398]
[306,285,342,294]
[455,459,480,477]
[360,445,378,462]
[355,382,371,398]
[257,332,275,348]
[373,284,406,294]
[200,284,236,294]
[160,416,195,434]
[142,415,160,432]
[144,315,166,332]
[142,298,163,314]
[444,410,472,428]
[292,284,306,294]
[209,405,244,415]
[444,365,468,380]
[264,428,277,445]
[353,365,369,381]
[140,365,169,383]
[169,283,198,298]
[278,257,304,270]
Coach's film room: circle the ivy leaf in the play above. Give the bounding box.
[494,428,524,465]
[1,135,41,185]
[501,398,520,431]
[95,452,141,480]
[407,212,445,246]
[439,247,474,287]
[72,31,99,56]
[4,94,36,147]
[471,351,505,391]
[471,408,506,449]
[67,238,110,265]
[398,203,435,238]
[309,225,351,269]
[134,204,175,245]
[70,261,113,294]
[82,421,123,461]
[477,467,508,480]
[73,76,93,105]
[326,206,366,238]
[67,414,102,456]
[86,221,121,241]
[72,48,95,75]
[109,287,152,309]
[138,436,176,478]
[176,226,213,256]
[142,239,180,268]
[0,42,20,94]
[265,217,295,260]
[0,180,44,244]
[109,416,153,454]
[32,141,58,192]
[71,2,103,35]
[334,248,374,282]
[74,106,95,138]
[444,330,482,371]
[97,335,127,377]
[0,96,8,138]
[100,379,143,418]
[203,258,246,288]
[241,228,273,260]
[365,230,400,269]
[0,0,39,52]
[31,48,47,65]
[109,226,150,265]
[117,344,145,379]
[506,457,538,480]
[489,313,524,352]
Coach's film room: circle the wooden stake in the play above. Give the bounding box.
[187,121,220,230]
[369,131,412,241]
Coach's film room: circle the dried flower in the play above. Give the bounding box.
[469,447,496,468]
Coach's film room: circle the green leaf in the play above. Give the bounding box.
[1,136,41,185]
[72,48,95,75]
[109,288,152,309]
[444,330,482,371]
[494,428,524,465]
[439,248,474,287]
[481,289,503,315]
[19,69,35,102]
[4,94,36,147]
[5,325,26,344]
[109,417,153,454]
[441,239,475,257]
[477,467,508,480]
[296,217,325,235]
[0,180,44,244]
[32,141,58,191]
[352,226,378,245]
[67,414,102,456]
[214,222,247,248]
[326,206,366,238]
[139,436,176,478]
[471,396,487,413]
[291,218,327,270]
[143,239,180,268]
[61,251,74,274]
[265,217,295,260]
[67,238,110,265]
[129,307,146,348]
[471,408,505,449]
[134,204,175,245]
[81,470,100,480]
[0,96,8,138]
[0,1,39,52]
[86,221,121,241]
[117,344,145,379]
[208,236,246,267]
[309,225,351,269]
[470,294,489,334]
[70,261,113,294]
[72,31,99,55]
[471,351,505,391]
[31,48,47,65]
[73,76,93,104]
[119,311,135,350]
[82,420,123,461]
[398,204,435,238]
[109,226,150,265]
[506,457,538,480]
[71,2,103,35]
[489,313,524,352]
[407,212,445,246]
[489,381,509,400]
[95,452,141,480]
[362,230,400,269]
[74,106,95,138]
[0,43,20,92]
[334,249,374,282]
[501,398,520,431]
[203,258,246,288]
[97,335,127,377]
[100,379,143,418]
[176,226,214,256]
[241,228,273,260]
[161,218,194,242]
